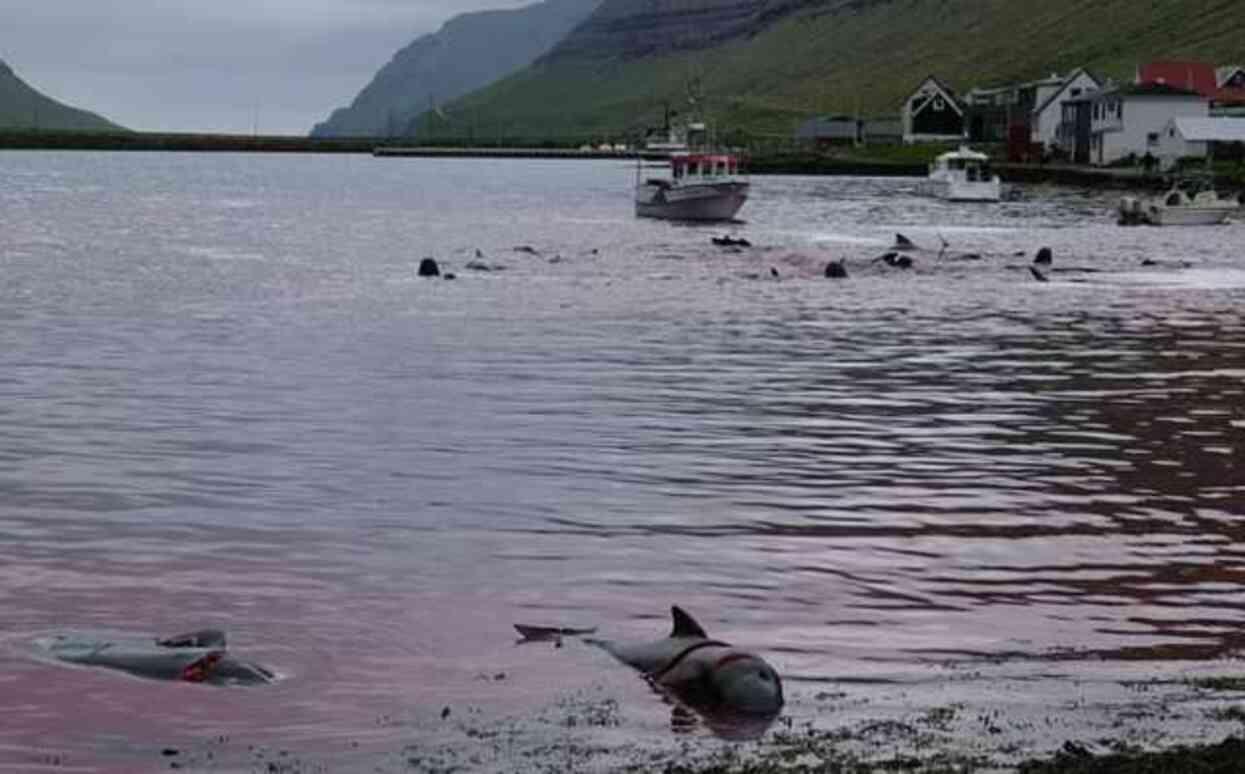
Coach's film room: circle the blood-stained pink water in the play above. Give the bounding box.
[1,154,1243,771]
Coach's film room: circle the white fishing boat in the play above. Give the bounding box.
[635,151,749,221]
[1119,178,1236,226]
[918,145,1001,202]
[635,120,749,221]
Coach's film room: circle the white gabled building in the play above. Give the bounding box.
[1087,82,1208,166]
[1030,68,1101,150]
[1154,116,1245,169]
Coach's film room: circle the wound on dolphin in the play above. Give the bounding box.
[40,629,277,686]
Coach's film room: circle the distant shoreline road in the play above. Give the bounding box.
[0,130,1189,190]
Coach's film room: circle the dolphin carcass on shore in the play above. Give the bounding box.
[517,606,784,738]
[36,628,277,686]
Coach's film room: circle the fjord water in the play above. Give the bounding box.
[1,153,1243,770]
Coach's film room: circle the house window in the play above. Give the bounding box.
[1147,132,1159,146]
[1070,88,1082,97]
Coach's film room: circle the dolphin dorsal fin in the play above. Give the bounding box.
[670,606,708,639]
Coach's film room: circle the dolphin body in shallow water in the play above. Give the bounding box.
[516,607,783,739]
[586,607,784,721]
[39,629,277,686]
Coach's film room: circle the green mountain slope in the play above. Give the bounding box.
[311,0,600,138]
[0,60,124,132]
[413,0,1245,143]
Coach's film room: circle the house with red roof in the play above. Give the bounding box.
[1139,60,1245,107]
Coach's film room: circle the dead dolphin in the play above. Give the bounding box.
[892,233,918,251]
[39,629,276,686]
[588,606,784,718]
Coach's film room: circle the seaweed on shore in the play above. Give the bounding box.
[1016,737,1245,774]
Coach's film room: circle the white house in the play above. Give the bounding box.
[1030,68,1101,150]
[1087,82,1208,166]
[1154,116,1245,169]
[902,76,965,144]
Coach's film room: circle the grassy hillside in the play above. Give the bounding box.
[412,0,1245,145]
[0,60,124,132]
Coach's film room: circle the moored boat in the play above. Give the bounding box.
[1119,177,1236,226]
[917,145,1001,202]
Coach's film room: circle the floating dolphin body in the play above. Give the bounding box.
[39,629,277,686]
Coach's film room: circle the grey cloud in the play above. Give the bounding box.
[1,0,533,134]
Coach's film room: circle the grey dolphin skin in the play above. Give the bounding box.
[40,629,276,686]
[516,606,783,738]
[589,606,784,738]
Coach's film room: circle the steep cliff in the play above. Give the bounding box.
[0,60,124,132]
[418,0,1245,141]
[311,0,601,138]
[540,0,827,62]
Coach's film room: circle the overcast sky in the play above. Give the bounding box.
[2,0,532,135]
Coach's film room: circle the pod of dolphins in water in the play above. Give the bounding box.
[707,230,1179,283]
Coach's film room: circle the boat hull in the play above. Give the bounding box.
[1146,204,1234,226]
[636,181,749,221]
[917,178,1001,202]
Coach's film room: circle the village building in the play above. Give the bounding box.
[963,73,1065,147]
[794,115,904,147]
[900,76,965,144]
[1030,69,1102,152]
[1058,96,1095,164]
[1218,65,1245,90]
[1084,82,1208,166]
[1154,116,1245,170]
[795,115,860,147]
[862,118,904,144]
[1140,60,1245,109]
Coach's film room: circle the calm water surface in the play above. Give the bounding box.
[1,153,1243,771]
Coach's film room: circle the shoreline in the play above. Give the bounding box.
[0,131,1226,191]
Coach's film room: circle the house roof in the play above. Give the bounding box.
[1170,117,1245,142]
[1218,66,1245,87]
[1140,61,1219,97]
[1032,68,1102,116]
[906,75,963,115]
[1097,81,1204,99]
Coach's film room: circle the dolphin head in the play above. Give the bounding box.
[708,652,784,715]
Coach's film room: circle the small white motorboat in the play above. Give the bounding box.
[918,145,1001,202]
[1119,178,1236,226]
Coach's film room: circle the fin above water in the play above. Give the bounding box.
[670,606,708,639]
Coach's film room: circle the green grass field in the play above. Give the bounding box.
[413,0,1245,144]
